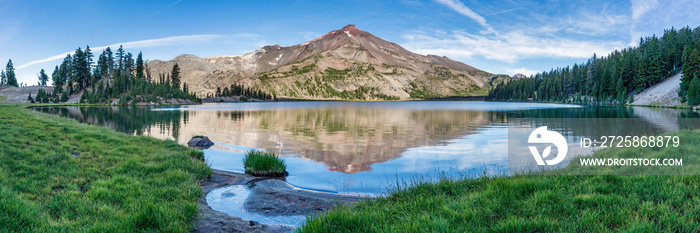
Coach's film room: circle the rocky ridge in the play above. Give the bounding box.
[147,25,496,100]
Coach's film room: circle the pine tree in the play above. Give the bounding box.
[689,77,700,105]
[105,47,114,78]
[124,52,134,77]
[85,46,93,88]
[634,51,647,92]
[170,63,181,90]
[645,36,665,86]
[681,40,700,101]
[60,54,73,93]
[38,69,49,86]
[116,45,125,76]
[85,46,93,65]
[5,59,18,87]
[51,65,62,93]
[136,52,144,79]
[93,53,104,84]
[72,48,89,91]
[0,70,5,85]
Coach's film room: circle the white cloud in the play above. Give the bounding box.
[15,34,254,70]
[116,34,228,49]
[631,0,658,20]
[401,29,624,63]
[565,11,630,36]
[505,67,538,77]
[485,7,523,17]
[629,0,660,46]
[15,53,73,70]
[411,2,630,64]
[149,0,184,17]
[434,0,495,34]
[627,0,700,46]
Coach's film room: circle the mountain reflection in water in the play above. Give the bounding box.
[34,102,700,194]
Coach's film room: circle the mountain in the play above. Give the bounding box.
[147,24,495,100]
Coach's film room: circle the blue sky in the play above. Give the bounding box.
[1,0,699,85]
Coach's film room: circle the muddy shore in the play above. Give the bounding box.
[191,169,366,233]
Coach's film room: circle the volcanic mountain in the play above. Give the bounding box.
[147,24,495,100]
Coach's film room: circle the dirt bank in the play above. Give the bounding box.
[0,85,54,103]
[631,73,683,107]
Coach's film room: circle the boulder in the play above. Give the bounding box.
[188,136,215,149]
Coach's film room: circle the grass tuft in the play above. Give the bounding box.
[243,150,287,177]
[188,150,205,161]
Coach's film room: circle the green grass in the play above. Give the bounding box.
[0,96,7,102]
[0,104,211,232]
[243,150,287,177]
[299,130,700,232]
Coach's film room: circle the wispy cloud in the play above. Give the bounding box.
[16,53,71,70]
[16,34,252,70]
[565,11,630,36]
[628,0,660,45]
[434,0,495,34]
[485,7,523,17]
[401,29,623,63]
[116,34,227,49]
[149,0,184,17]
[631,0,658,20]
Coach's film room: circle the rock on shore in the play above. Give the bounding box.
[188,136,215,149]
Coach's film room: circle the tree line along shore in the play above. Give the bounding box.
[487,26,700,107]
[1,46,199,105]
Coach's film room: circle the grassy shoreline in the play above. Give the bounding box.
[0,104,211,232]
[299,130,700,232]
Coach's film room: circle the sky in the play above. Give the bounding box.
[1,0,699,85]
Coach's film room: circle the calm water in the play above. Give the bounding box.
[34,101,700,195]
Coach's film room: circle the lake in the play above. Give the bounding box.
[34,101,700,196]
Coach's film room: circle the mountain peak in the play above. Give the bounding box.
[305,24,369,45]
[341,24,357,31]
[338,24,364,37]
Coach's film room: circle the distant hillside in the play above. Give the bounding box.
[147,25,496,100]
[0,85,54,103]
[487,25,700,106]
